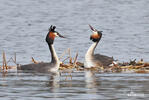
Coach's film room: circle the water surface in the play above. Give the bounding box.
[0,0,149,99]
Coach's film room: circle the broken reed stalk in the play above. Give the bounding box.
[32,57,38,64]
[9,57,17,65]
[14,52,16,64]
[6,53,17,65]
[73,52,78,66]
[6,57,13,64]
[2,51,7,70]
[68,48,72,64]
[62,57,70,63]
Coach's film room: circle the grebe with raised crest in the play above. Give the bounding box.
[17,25,65,73]
[84,25,114,68]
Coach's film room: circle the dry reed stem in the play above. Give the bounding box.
[31,57,38,64]
[1,51,149,74]
[135,70,148,73]
[14,52,16,64]
[62,57,70,63]
[59,48,69,60]
[60,63,74,70]
[73,52,78,66]
[2,51,7,70]
[68,48,72,64]
[0,52,18,70]
[6,57,17,65]
[8,53,17,65]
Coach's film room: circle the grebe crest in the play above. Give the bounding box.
[18,25,66,73]
[84,25,113,68]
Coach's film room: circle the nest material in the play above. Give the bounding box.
[1,50,149,73]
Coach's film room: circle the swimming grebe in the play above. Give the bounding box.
[84,25,113,68]
[18,25,65,72]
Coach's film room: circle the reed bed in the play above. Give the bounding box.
[0,49,149,73]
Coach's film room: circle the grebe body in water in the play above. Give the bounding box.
[84,25,113,68]
[18,25,65,73]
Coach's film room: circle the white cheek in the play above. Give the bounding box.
[93,31,98,34]
[54,33,58,37]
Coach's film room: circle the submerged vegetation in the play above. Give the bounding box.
[0,49,149,73]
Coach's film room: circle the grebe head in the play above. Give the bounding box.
[89,24,102,42]
[46,25,65,44]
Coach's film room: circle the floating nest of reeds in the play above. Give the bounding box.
[1,49,149,73]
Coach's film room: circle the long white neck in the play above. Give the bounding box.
[49,44,60,64]
[85,42,98,57]
[84,42,99,68]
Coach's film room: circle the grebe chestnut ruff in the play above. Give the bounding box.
[18,25,65,73]
[84,25,114,68]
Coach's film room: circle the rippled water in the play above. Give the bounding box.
[1,70,149,99]
[0,0,149,99]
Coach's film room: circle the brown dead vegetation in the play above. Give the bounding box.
[0,50,149,73]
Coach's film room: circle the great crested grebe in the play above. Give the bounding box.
[84,25,114,68]
[17,25,65,72]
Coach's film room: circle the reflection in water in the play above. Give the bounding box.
[47,72,60,91]
[0,69,17,77]
[0,70,8,77]
[0,70,149,99]
[46,72,60,98]
[85,70,99,96]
